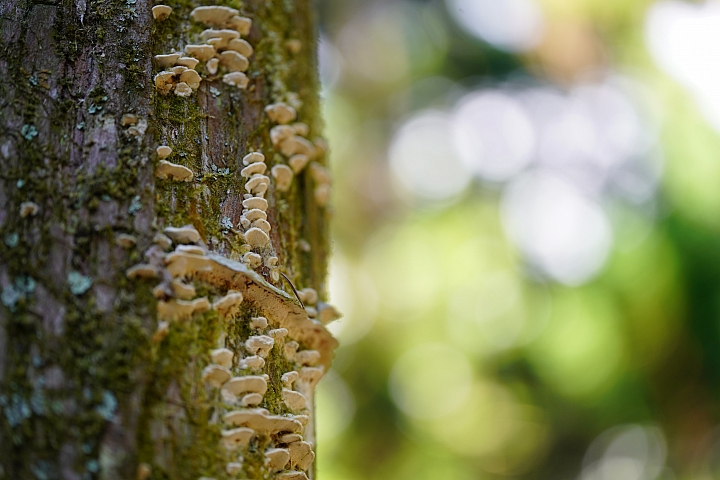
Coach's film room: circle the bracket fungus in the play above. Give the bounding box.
[157,297,210,321]
[238,355,265,371]
[126,264,159,280]
[174,82,193,98]
[271,164,294,192]
[265,102,297,125]
[219,50,249,72]
[223,408,303,435]
[207,58,219,75]
[297,288,318,305]
[154,53,180,68]
[156,160,193,181]
[242,252,262,268]
[317,302,342,324]
[156,145,172,159]
[279,136,314,158]
[265,448,290,471]
[298,367,324,389]
[315,184,331,207]
[171,278,197,299]
[240,392,263,407]
[202,364,232,387]
[245,335,274,357]
[175,56,200,69]
[115,233,137,248]
[276,472,308,480]
[282,389,307,412]
[244,209,267,222]
[270,125,295,146]
[253,219,271,234]
[221,375,268,398]
[228,38,253,57]
[164,226,200,244]
[245,174,270,194]
[180,69,201,89]
[288,154,309,174]
[242,197,268,210]
[241,162,267,177]
[221,427,254,450]
[294,350,321,367]
[288,441,315,471]
[184,44,216,62]
[282,371,299,388]
[210,348,234,368]
[284,341,299,362]
[213,291,244,316]
[222,72,249,89]
[151,4,172,19]
[250,316,268,329]
[279,433,303,445]
[244,227,270,248]
[243,152,265,165]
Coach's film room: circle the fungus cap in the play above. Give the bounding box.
[243,252,262,269]
[265,102,297,125]
[241,162,267,177]
[222,375,268,398]
[184,44,216,61]
[240,392,263,407]
[318,302,342,324]
[206,58,219,75]
[156,160,193,181]
[282,389,307,413]
[190,5,238,25]
[292,122,310,137]
[250,316,268,329]
[121,114,139,126]
[239,355,265,370]
[125,264,159,279]
[219,50,249,72]
[156,145,172,159]
[243,152,265,165]
[242,197,268,211]
[279,433,302,444]
[253,219,271,234]
[265,448,290,471]
[282,371,299,387]
[171,278,196,299]
[164,226,200,244]
[315,184,331,207]
[294,350,321,367]
[152,4,172,19]
[244,227,270,248]
[173,82,193,97]
[298,366,324,388]
[211,348,234,368]
[227,38,253,57]
[226,15,251,35]
[116,233,137,248]
[222,71,249,89]
[245,335,275,357]
[179,69,201,89]
[288,441,315,471]
[154,53,180,68]
[272,164,294,192]
[270,125,295,146]
[19,201,39,217]
[276,471,308,480]
[175,56,199,69]
[202,364,232,387]
[288,154,310,174]
[221,427,254,450]
[279,136,314,157]
[298,288,318,305]
[200,28,240,41]
[244,208,267,222]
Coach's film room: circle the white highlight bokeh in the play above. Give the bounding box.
[445,0,544,52]
[501,172,613,285]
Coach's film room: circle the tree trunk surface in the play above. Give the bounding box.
[0,0,336,478]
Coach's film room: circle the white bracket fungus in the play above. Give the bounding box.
[242,197,268,211]
[250,316,268,329]
[268,328,288,340]
[184,44,216,62]
[213,291,244,316]
[115,233,137,249]
[164,226,200,244]
[315,184,331,207]
[206,58,219,75]
[245,335,274,357]
[270,125,295,146]
[175,57,200,69]
[156,145,172,159]
[244,209,267,222]
[304,306,317,318]
[174,82,193,98]
[240,392,263,407]
[126,264,159,280]
[156,160,193,181]
[279,433,302,444]
[265,448,290,471]
[200,28,239,42]
[222,72,249,89]
[210,348,234,368]
[278,136,314,158]
[219,50,249,72]
[152,4,172,19]
[244,227,270,248]
[243,152,265,165]
[265,102,297,125]
[294,350,321,367]
[297,288,317,305]
[171,278,196,299]
[298,367,324,389]
[221,375,268,398]
[180,69,201,89]
[121,113,139,126]
[292,122,309,137]
[153,232,173,250]
[282,388,307,412]
[245,174,270,195]
[202,364,232,387]
[243,252,262,268]
[154,53,180,68]
[19,202,39,218]
[238,355,265,371]
[241,162,267,177]
[252,219,271,234]
[223,408,303,435]
[288,441,315,471]
[157,297,210,321]
[281,371,299,388]
[221,427,254,450]
[176,244,206,255]
[228,38,253,57]
[317,302,342,324]
[271,164,294,192]
[288,154,309,174]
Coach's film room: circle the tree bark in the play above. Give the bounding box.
[0,0,336,478]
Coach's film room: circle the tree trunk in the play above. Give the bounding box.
[0,0,337,478]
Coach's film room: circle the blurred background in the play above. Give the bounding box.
[313,0,720,478]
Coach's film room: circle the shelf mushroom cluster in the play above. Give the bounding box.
[152,4,255,96]
[124,225,338,479]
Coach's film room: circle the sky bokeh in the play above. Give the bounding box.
[313,0,720,478]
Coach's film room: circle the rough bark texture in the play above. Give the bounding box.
[0,0,334,478]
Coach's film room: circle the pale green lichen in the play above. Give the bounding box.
[68,271,93,295]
